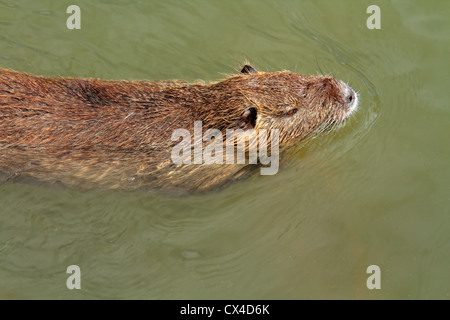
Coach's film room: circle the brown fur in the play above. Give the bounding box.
[0,66,357,193]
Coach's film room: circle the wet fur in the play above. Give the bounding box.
[0,67,353,193]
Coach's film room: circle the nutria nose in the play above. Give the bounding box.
[343,83,358,113]
[346,90,355,104]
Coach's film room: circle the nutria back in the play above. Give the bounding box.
[0,66,358,193]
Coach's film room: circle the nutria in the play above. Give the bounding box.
[0,65,358,193]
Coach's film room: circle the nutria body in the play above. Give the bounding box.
[0,66,358,193]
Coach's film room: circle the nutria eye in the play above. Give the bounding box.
[286,108,298,116]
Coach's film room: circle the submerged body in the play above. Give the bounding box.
[0,66,358,193]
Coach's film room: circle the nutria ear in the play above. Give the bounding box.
[239,106,257,129]
[241,64,258,74]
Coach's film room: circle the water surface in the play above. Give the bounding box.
[0,0,449,299]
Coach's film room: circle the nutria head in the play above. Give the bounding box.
[202,65,358,145]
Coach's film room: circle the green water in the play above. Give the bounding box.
[0,0,449,299]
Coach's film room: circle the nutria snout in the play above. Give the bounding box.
[0,65,358,193]
[341,81,359,115]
